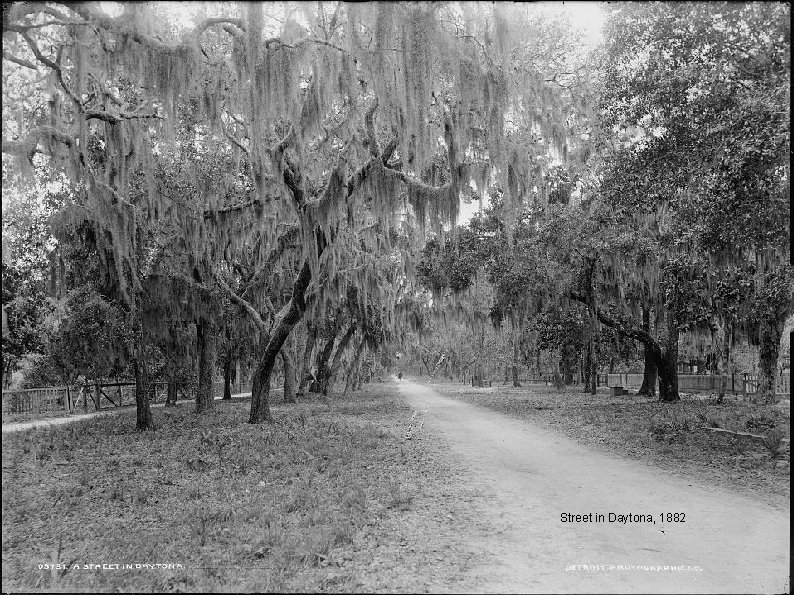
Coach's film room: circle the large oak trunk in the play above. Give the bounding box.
[638,349,659,397]
[131,308,154,430]
[657,313,680,402]
[311,331,338,394]
[757,318,783,404]
[297,322,316,397]
[133,350,154,430]
[637,308,657,397]
[165,378,178,407]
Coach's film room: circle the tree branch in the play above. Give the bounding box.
[2,125,74,164]
[569,292,660,353]
[204,199,261,221]
[216,276,267,330]
[85,109,161,125]
[2,50,38,70]
[239,226,301,302]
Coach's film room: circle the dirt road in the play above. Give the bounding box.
[399,380,790,594]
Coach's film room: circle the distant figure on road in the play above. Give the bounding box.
[397,372,403,381]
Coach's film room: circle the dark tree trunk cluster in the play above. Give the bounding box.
[571,291,680,402]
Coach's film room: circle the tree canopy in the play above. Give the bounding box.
[2,1,791,426]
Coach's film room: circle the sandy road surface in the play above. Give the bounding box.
[399,380,790,594]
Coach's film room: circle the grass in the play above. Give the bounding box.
[1,385,484,593]
[3,409,82,425]
[430,381,790,509]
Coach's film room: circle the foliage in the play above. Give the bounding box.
[597,1,792,337]
[44,286,130,382]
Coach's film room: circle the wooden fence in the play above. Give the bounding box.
[603,373,790,396]
[507,373,789,397]
[2,379,255,417]
[1,386,72,415]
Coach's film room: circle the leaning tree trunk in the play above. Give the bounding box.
[344,338,367,396]
[196,320,217,413]
[757,317,784,404]
[281,334,297,404]
[297,321,316,397]
[637,308,657,397]
[249,261,312,423]
[326,324,357,395]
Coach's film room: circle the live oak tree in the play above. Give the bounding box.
[595,1,792,402]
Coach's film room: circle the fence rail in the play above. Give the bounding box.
[2,379,254,417]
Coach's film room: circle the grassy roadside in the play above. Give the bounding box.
[429,381,791,510]
[1,396,252,427]
[2,384,490,593]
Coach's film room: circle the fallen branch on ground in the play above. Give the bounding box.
[698,426,790,443]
